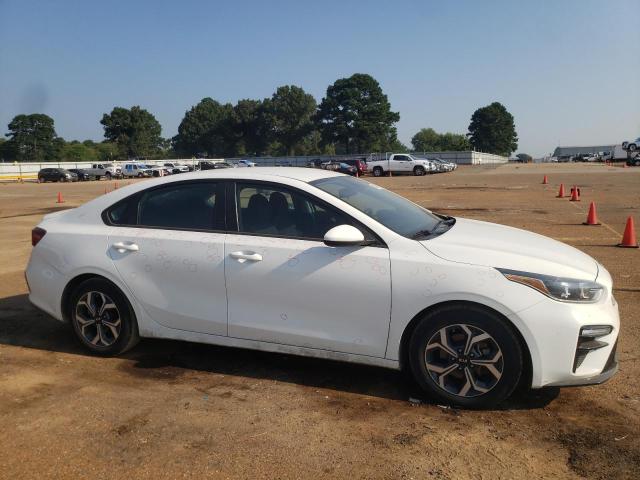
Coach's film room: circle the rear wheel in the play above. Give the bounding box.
[408,304,523,408]
[372,166,384,177]
[69,278,139,356]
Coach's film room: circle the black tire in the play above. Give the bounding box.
[408,304,523,409]
[629,144,637,151]
[634,159,640,167]
[413,166,425,176]
[69,278,140,356]
[105,172,112,180]
[372,166,384,177]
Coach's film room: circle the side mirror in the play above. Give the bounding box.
[323,225,365,247]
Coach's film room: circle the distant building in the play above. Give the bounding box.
[552,145,616,159]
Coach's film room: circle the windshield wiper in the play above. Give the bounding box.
[412,217,456,240]
[411,229,433,240]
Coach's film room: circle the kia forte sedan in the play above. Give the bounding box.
[25,168,619,408]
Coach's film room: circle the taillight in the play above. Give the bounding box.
[32,227,46,247]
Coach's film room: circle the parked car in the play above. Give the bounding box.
[236,159,257,167]
[37,168,78,182]
[622,137,640,151]
[122,163,153,178]
[163,162,190,174]
[143,164,171,177]
[84,163,121,180]
[199,161,235,170]
[430,158,456,172]
[367,153,435,177]
[67,168,95,181]
[341,158,368,175]
[322,161,357,175]
[25,168,619,408]
[307,158,324,168]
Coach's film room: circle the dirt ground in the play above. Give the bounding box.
[1,163,639,479]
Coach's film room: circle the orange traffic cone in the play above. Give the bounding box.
[56,192,64,204]
[542,175,548,184]
[570,186,580,201]
[618,217,639,248]
[583,202,600,225]
[557,183,566,198]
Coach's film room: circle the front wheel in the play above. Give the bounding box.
[629,144,637,151]
[413,166,425,176]
[69,278,139,356]
[408,304,523,408]
[372,166,384,177]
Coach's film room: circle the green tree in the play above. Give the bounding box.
[467,102,518,156]
[266,86,317,155]
[60,141,98,162]
[100,106,163,158]
[411,128,440,151]
[5,113,59,161]
[411,128,470,152]
[95,142,120,162]
[232,99,270,156]
[173,98,235,157]
[317,73,400,154]
[439,132,470,151]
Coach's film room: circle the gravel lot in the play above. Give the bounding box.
[1,163,639,479]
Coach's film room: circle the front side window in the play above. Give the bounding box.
[311,176,448,239]
[235,182,371,241]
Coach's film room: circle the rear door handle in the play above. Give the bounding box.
[230,251,262,263]
[112,242,139,253]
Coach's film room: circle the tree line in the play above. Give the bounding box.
[0,73,518,162]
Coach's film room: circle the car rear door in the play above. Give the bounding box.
[106,180,228,335]
[224,181,392,357]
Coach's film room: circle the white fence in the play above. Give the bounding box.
[0,159,200,181]
[412,151,509,165]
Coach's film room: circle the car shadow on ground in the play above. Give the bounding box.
[0,293,558,410]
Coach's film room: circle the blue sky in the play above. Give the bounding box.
[1,0,638,156]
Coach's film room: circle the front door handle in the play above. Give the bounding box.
[230,251,262,263]
[112,241,139,253]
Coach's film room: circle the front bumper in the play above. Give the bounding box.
[509,281,620,389]
[546,340,618,387]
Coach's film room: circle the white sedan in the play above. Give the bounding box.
[25,168,619,408]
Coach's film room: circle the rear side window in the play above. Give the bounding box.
[105,182,223,231]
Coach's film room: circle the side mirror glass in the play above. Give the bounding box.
[323,225,365,247]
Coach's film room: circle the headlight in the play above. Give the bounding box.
[497,268,603,303]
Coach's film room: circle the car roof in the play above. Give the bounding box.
[170,167,344,183]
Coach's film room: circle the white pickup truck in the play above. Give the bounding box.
[367,154,435,177]
[84,163,122,180]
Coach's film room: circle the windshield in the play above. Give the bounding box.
[311,176,449,239]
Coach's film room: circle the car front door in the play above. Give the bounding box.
[224,181,392,357]
[107,181,228,335]
[390,155,410,173]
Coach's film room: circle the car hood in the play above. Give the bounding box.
[420,218,598,280]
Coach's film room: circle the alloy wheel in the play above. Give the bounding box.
[75,291,122,347]
[424,324,504,398]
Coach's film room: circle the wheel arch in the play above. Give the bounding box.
[61,273,137,326]
[397,300,533,390]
